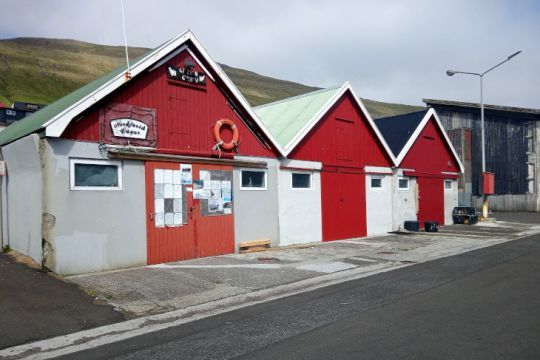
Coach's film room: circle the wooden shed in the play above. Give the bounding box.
[375,109,464,228]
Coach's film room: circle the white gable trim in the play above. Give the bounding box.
[281,82,398,166]
[395,108,464,173]
[43,30,286,156]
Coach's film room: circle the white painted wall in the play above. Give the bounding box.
[42,139,147,275]
[366,173,393,235]
[444,179,458,225]
[391,174,418,231]
[277,162,322,246]
[1,134,43,263]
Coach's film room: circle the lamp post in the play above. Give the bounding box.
[447,50,521,220]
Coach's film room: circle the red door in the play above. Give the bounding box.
[145,161,235,264]
[417,176,444,227]
[321,168,367,241]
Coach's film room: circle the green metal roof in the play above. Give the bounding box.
[254,86,341,149]
[0,66,127,146]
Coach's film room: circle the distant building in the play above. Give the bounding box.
[0,101,46,131]
[424,99,540,212]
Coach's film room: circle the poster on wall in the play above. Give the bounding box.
[180,164,192,185]
[154,168,184,228]
[198,169,233,216]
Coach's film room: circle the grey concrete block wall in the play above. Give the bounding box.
[1,134,43,263]
[42,139,147,275]
[233,156,280,249]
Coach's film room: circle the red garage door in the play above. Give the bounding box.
[417,176,444,227]
[321,168,367,241]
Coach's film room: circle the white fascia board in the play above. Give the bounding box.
[364,166,393,174]
[282,82,350,157]
[43,30,287,157]
[431,109,465,174]
[395,108,464,174]
[44,30,193,137]
[148,45,215,82]
[280,158,322,170]
[186,33,286,157]
[347,85,398,167]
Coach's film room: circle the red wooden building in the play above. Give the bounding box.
[256,83,397,241]
[376,109,464,227]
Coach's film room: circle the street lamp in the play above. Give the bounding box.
[447,50,521,220]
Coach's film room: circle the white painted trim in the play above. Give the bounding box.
[42,30,286,156]
[364,166,393,174]
[291,172,313,190]
[394,108,464,173]
[442,171,460,175]
[398,176,410,191]
[369,175,384,190]
[280,82,398,166]
[239,169,267,190]
[69,158,123,191]
[148,45,215,82]
[280,159,322,170]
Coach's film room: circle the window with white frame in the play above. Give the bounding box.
[70,159,122,190]
[444,179,453,190]
[398,177,410,190]
[370,176,383,189]
[240,170,267,190]
[291,173,312,189]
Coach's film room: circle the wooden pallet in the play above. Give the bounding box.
[239,239,271,253]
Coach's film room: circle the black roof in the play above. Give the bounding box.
[374,110,427,157]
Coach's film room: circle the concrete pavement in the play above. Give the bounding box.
[67,219,540,318]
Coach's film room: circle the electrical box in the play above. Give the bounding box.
[483,172,495,195]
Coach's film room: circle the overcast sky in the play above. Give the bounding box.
[1,0,539,108]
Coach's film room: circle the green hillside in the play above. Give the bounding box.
[0,37,422,118]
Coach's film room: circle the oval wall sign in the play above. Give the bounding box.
[110,118,149,139]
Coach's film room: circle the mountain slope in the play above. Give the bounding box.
[0,37,423,118]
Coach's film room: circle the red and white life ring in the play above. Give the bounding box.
[213,119,239,151]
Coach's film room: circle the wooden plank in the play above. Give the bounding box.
[239,246,268,253]
[238,239,270,248]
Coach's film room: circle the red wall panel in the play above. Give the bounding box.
[62,46,277,158]
[288,92,393,168]
[400,117,460,176]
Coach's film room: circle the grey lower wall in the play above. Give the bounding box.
[42,139,147,275]
[233,156,280,249]
[1,134,43,263]
[473,194,539,212]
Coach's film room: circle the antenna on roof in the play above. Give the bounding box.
[120,0,131,80]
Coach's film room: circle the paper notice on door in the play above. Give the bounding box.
[180,164,192,185]
[200,170,211,181]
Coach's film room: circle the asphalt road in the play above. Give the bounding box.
[61,234,540,360]
[0,253,124,349]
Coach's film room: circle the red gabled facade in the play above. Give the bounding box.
[288,91,394,241]
[62,43,278,159]
[401,115,460,226]
[60,40,280,265]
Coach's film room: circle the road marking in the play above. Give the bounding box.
[3,231,539,359]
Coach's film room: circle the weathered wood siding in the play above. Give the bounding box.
[434,105,535,196]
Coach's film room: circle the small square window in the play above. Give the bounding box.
[444,179,453,190]
[398,177,409,190]
[292,173,311,189]
[70,159,122,190]
[370,176,383,189]
[240,170,267,190]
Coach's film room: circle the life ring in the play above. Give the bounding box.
[213,119,239,151]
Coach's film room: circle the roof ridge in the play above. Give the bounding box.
[254,85,342,110]
[375,109,428,122]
